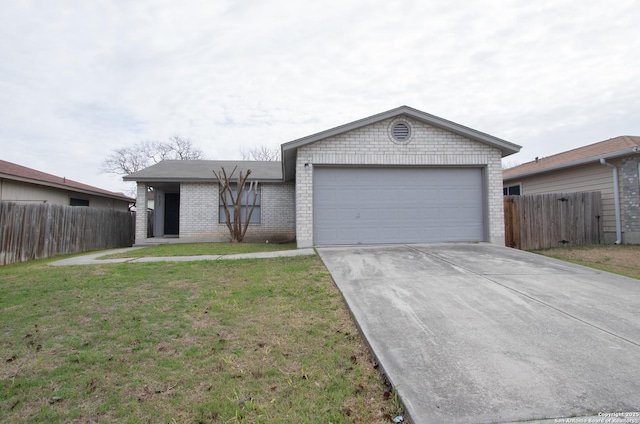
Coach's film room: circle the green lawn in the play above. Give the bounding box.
[0,255,401,423]
[100,242,298,259]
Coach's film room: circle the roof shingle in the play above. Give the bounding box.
[0,159,133,201]
[123,160,283,182]
[503,136,640,180]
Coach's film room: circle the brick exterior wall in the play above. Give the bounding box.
[620,155,640,243]
[259,183,296,241]
[179,182,295,242]
[135,182,148,243]
[179,182,217,237]
[295,116,505,247]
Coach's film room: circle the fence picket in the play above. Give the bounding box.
[0,202,134,266]
[504,191,602,250]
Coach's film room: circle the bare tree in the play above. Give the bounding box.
[166,135,204,160]
[212,166,259,243]
[101,136,204,176]
[240,145,281,161]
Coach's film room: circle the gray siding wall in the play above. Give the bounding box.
[295,116,505,247]
[86,195,130,211]
[0,178,130,211]
[1,179,69,204]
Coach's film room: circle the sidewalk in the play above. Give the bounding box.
[49,247,316,266]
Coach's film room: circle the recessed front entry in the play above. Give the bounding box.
[313,167,485,245]
[164,192,180,235]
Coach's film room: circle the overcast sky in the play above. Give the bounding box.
[1,0,639,194]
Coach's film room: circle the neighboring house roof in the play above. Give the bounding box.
[503,135,640,181]
[123,160,283,183]
[281,105,522,181]
[0,159,134,202]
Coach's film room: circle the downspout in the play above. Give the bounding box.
[599,158,622,244]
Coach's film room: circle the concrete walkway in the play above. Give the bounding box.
[49,247,316,266]
[317,243,640,424]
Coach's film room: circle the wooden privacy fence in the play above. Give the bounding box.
[0,202,135,266]
[504,191,603,250]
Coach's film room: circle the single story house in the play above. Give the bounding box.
[0,159,133,211]
[125,106,521,247]
[503,136,640,244]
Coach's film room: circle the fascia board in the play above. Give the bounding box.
[123,176,285,183]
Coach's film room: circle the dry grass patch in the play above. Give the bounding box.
[0,256,403,423]
[533,244,640,280]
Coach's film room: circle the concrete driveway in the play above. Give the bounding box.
[317,243,640,424]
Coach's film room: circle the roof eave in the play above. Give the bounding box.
[503,147,640,181]
[123,176,285,183]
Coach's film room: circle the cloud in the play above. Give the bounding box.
[0,0,639,191]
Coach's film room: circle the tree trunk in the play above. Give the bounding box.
[213,166,259,243]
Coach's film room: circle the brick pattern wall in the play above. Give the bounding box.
[259,183,296,241]
[295,116,505,247]
[179,181,295,242]
[135,182,147,243]
[180,182,217,237]
[620,155,640,242]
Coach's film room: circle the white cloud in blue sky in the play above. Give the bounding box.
[1,0,639,192]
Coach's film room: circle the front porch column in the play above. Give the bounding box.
[135,182,148,245]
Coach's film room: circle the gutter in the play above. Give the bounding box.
[599,158,622,244]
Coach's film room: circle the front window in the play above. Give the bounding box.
[219,184,261,224]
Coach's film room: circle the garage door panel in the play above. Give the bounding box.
[420,207,442,220]
[442,206,477,220]
[314,167,484,245]
[315,188,339,202]
[401,210,424,222]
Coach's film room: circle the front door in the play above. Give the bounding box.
[164,193,180,235]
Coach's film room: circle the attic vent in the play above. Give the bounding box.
[392,122,410,140]
[388,119,413,144]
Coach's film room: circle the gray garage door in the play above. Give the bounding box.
[314,167,484,245]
